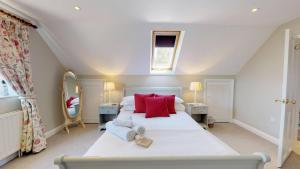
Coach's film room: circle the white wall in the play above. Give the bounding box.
[79,75,235,123]
[235,18,300,138]
[29,29,65,131]
[0,28,65,132]
[79,75,235,104]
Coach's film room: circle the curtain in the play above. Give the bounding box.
[0,16,46,153]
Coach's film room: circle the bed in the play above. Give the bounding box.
[54,87,270,169]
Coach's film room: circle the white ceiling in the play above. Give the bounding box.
[3,0,300,75]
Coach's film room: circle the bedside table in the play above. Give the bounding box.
[187,103,208,129]
[99,103,120,130]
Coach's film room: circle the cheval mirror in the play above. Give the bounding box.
[62,70,85,134]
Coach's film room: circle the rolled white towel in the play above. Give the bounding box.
[112,118,134,128]
[106,121,136,141]
[133,125,146,135]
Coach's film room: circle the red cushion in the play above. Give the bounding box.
[66,96,75,108]
[145,97,170,118]
[134,93,154,113]
[155,94,176,114]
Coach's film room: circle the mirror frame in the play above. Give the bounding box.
[63,71,80,119]
[62,70,85,134]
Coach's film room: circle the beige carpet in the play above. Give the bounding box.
[1,123,299,169]
[209,123,300,169]
[0,124,101,169]
[294,141,300,155]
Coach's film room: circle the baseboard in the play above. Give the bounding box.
[83,119,99,124]
[45,124,64,139]
[232,119,278,145]
[0,152,18,166]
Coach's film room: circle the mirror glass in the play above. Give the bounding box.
[63,71,80,118]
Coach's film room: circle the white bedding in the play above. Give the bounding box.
[84,110,238,157]
[117,111,202,130]
[85,130,237,157]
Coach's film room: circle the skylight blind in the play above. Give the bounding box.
[155,35,176,47]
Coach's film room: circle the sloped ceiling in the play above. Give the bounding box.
[3,0,300,75]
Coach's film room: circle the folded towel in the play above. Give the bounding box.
[106,121,136,141]
[135,135,153,148]
[113,119,134,128]
[133,125,146,135]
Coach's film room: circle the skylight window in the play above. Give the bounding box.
[151,31,184,74]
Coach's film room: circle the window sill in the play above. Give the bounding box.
[150,71,176,75]
[0,96,19,100]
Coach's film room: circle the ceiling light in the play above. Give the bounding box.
[74,6,81,11]
[251,8,259,13]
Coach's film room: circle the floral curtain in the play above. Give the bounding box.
[0,16,46,153]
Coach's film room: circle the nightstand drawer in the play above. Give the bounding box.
[191,106,208,114]
[99,105,119,115]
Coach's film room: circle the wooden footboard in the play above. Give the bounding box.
[54,153,270,169]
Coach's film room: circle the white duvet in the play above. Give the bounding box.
[117,111,202,130]
[84,111,238,157]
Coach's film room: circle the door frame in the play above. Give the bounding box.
[203,79,234,122]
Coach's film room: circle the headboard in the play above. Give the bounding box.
[123,87,182,98]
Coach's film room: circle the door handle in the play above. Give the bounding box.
[274,99,296,104]
[274,99,289,104]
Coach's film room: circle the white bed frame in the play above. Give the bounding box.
[123,87,182,97]
[54,153,270,169]
[54,87,271,169]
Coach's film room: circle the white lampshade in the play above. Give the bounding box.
[105,82,115,91]
[75,85,79,94]
[190,82,202,91]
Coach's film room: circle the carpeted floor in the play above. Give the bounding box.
[0,124,101,169]
[1,123,299,169]
[209,123,300,169]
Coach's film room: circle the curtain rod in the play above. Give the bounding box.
[0,9,37,29]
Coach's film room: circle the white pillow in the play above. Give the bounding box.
[120,99,134,106]
[120,95,184,106]
[70,97,79,105]
[175,104,185,111]
[175,97,184,104]
[122,96,134,101]
[121,105,135,111]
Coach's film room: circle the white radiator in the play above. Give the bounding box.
[0,110,22,160]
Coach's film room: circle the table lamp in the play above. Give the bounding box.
[190,82,202,103]
[104,81,115,103]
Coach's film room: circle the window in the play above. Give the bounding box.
[0,74,17,98]
[151,31,184,74]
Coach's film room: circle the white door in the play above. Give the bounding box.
[204,79,234,122]
[80,79,105,123]
[277,29,300,167]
